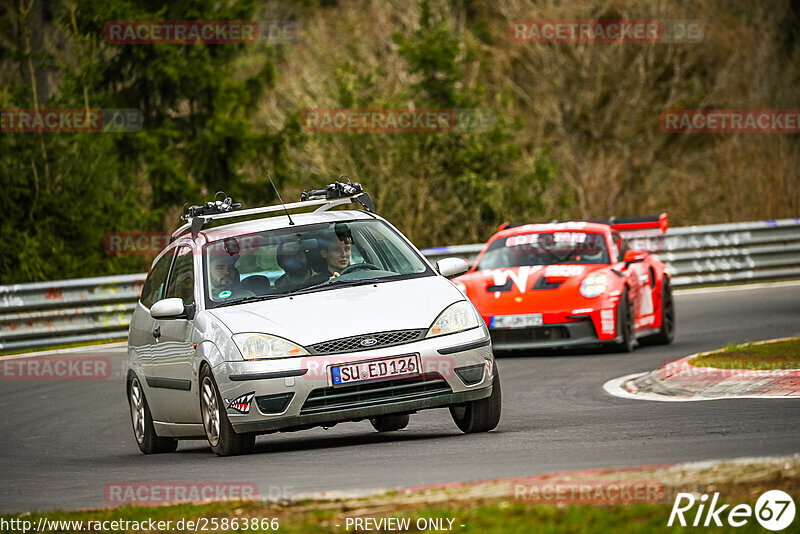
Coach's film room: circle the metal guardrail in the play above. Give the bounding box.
[1,218,798,351]
[0,275,145,351]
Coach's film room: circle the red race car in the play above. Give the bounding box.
[453,215,675,352]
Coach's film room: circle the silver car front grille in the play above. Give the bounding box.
[308,329,426,355]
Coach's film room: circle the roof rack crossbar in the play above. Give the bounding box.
[171,196,364,239]
[314,197,353,212]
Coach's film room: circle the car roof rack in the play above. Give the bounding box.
[171,178,376,241]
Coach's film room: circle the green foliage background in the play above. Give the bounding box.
[1,0,798,283]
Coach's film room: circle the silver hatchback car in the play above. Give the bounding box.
[126,184,501,455]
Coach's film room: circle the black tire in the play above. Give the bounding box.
[450,367,502,433]
[649,278,676,345]
[199,366,255,456]
[128,376,178,454]
[370,414,410,432]
[614,288,636,353]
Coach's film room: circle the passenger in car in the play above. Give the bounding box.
[275,240,313,292]
[304,234,352,286]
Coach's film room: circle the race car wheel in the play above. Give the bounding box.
[128,375,178,454]
[370,414,410,432]
[614,289,636,353]
[650,278,676,345]
[200,366,255,456]
[450,368,502,433]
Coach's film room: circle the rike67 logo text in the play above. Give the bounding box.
[669,490,795,531]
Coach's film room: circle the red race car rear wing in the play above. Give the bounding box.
[600,213,668,234]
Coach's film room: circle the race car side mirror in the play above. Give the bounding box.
[623,250,649,266]
[436,257,469,279]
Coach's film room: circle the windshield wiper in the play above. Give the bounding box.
[322,275,393,287]
[214,294,286,307]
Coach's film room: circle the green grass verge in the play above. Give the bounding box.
[690,338,800,371]
[1,500,774,533]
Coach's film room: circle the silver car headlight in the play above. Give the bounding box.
[426,301,481,338]
[579,273,608,298]
[232,333,310,360]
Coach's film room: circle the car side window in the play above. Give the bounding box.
[165,246,195,305]
[140,251,174,308]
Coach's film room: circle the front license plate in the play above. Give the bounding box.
[330,355,420,386]
[491,313,543,329]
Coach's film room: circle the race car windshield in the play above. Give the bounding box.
[476,231,609,270]
[202,220,433,307]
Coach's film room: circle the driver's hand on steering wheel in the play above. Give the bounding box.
[329,272,341,280]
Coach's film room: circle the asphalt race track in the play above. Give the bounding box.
[1,284,799,513]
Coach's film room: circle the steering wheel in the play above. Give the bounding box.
[339,263,381,276]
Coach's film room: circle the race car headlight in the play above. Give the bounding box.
[427,301,481,338]
[579,273,608,298]
[232,333,309,360]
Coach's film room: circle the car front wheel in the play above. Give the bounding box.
[200,366,255,456]
[450,367,501,433]
[128,375,178,454]
[650,278,675,345]
[614,289,636,353]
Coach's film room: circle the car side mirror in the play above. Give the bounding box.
[623,250,649,266]
[151,297,190,320]
[436,257,469,279]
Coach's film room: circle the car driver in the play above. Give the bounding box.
[208,253,241,300]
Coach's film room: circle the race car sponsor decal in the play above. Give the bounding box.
[601,309,615,335]
[554,232,588,244]
[484,265,541,294]
[544,265,585,278]
[519,222,587,231]
[507,233,540,247]
[226,392,255,414]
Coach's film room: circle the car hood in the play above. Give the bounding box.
[207,276,462,346]
[456,264,614,316]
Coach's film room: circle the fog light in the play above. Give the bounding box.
[255,393,294,414]
[455,364,485,385]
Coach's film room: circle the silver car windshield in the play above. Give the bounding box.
[203,220,433,307]
[476,231,609,269]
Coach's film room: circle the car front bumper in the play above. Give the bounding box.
[213,327,495,434]
[489,317,621,350]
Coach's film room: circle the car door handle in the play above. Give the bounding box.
[152,326,161,339]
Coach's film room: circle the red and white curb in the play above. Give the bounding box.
[604,342,800,402]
